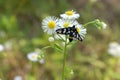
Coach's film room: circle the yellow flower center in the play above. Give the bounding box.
[76,27,80,33]
[48,21,56,29]
[32,55,36,59]
[65,10,74,16]
[63,22,69,28]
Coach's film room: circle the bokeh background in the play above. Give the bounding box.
[0,0,120,80]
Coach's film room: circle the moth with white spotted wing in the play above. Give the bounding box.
[56,25,83,42]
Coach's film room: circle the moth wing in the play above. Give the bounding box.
[73,32,83,41]
[56,27,71,35]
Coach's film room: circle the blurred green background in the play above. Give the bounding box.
[0,0,120,80]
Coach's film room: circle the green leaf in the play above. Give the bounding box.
[54,43,63,53]
[42,46,51,50]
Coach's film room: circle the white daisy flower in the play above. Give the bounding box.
[54,19,77,41]
[27,52,38,62]
[0,44,4,52]
[60,10,80,19]
[14,75,23,80]
[58,19,77,28]
[48,37,54,42]
[75,23,87,39]
[108,42,120,57]
[42,16,59,35]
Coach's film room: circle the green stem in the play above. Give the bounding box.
[62,35,67,80]
[83,19,98,27]
[30,61,34,75]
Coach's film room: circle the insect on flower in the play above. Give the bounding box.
[56,25,83,42]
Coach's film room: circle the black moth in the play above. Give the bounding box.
[56,25,83,42]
